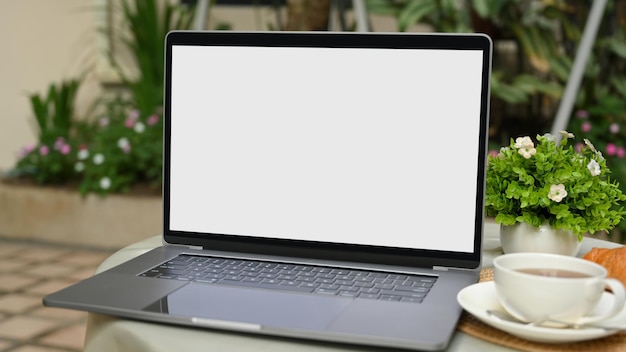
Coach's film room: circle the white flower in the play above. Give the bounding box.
[518,147,536,159]
[548,184,567,202]
[117,137,129,148]
[117,137,131,153]
[587,159,601,176]
[595,151,604,161]
[77,149,89,160]
[514,136,534,149]
[99,177,111,190]
[542,133,556,142]
[584,138,597,153]
[93,153,105,165]
[559,131,575,139]
[134,122,145,134]
[514,136,536,158]
[74,162,84,172]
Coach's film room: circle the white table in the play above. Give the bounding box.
[84,223,621,351]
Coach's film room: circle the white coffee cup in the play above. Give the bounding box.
[493,253,625,326]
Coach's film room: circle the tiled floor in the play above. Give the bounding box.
[0,239,114,352]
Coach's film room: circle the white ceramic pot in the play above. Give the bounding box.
[499,222,582,256]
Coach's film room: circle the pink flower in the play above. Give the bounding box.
[606,143,617,156]
[17,144,35,159]
[53,137,66,150]
[147,114,159,126]
[617,147,625,158]
[581,121,592,133]
[574,143,583,153]
[610,123,620,134]
[125,118,135,128]
[99,116,109,127]
[575,110,589,119]
[488,150,498,158]
[60,144,71,155]
[128,109,140,120]
[39,145,49,156]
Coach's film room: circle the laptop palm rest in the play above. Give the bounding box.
[145,283,352,330]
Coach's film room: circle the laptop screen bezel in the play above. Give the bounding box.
[162,31,491,270]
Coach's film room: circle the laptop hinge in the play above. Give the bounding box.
[433,266,481,272]
[163,241,203,250]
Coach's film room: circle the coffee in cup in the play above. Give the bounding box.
[493,253,625,325]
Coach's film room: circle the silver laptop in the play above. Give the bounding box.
[44,31,492,351]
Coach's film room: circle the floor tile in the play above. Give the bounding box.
[24,279,77,296]
[57,252,111,266]
[14,248,71,263]
[0,239,114,350]
[10,345,69,352]
[0,294,41,314]
[0,258,32,273]
[0,242,28,257]
[64,267,96,282]
[30,307,86,321]
[0,339,13,350]
[0,316,58,339]
[0,273,40,292]
[40,324,86,350]
[24,264,80,278]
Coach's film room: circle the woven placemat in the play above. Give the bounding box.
[456,268,626,351]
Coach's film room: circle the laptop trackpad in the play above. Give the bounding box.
[146,283,352,330]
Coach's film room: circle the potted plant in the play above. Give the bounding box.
[485,131,626,255]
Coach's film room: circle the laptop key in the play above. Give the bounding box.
[314,288,339,295]
[394,286,430,293]
[401,297,424,303]
[380,289,426,298]
[379,295,402,301]
[358,293,380,299]
[215,279,315,293]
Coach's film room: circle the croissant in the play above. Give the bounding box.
[583,246,626,287]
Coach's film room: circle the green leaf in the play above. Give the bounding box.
[397,0,437,32]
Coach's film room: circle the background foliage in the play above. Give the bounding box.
[367,0,626,239]
[10,0,195,195]
[7,0,626,240]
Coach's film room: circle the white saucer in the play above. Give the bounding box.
[457,281,626,343]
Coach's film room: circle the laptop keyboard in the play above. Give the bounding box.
[140,254,436,303]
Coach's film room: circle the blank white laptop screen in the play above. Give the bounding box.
[169,45,484,253]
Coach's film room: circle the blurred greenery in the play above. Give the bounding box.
[367,0,626,241]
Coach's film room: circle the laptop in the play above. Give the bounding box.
[44,31,492,351]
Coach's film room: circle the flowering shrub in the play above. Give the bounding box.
[569,108,626,182]
[7,0,193,196]
[568,108,626,237]
[13,100,162,196]
[485,132,626,240]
